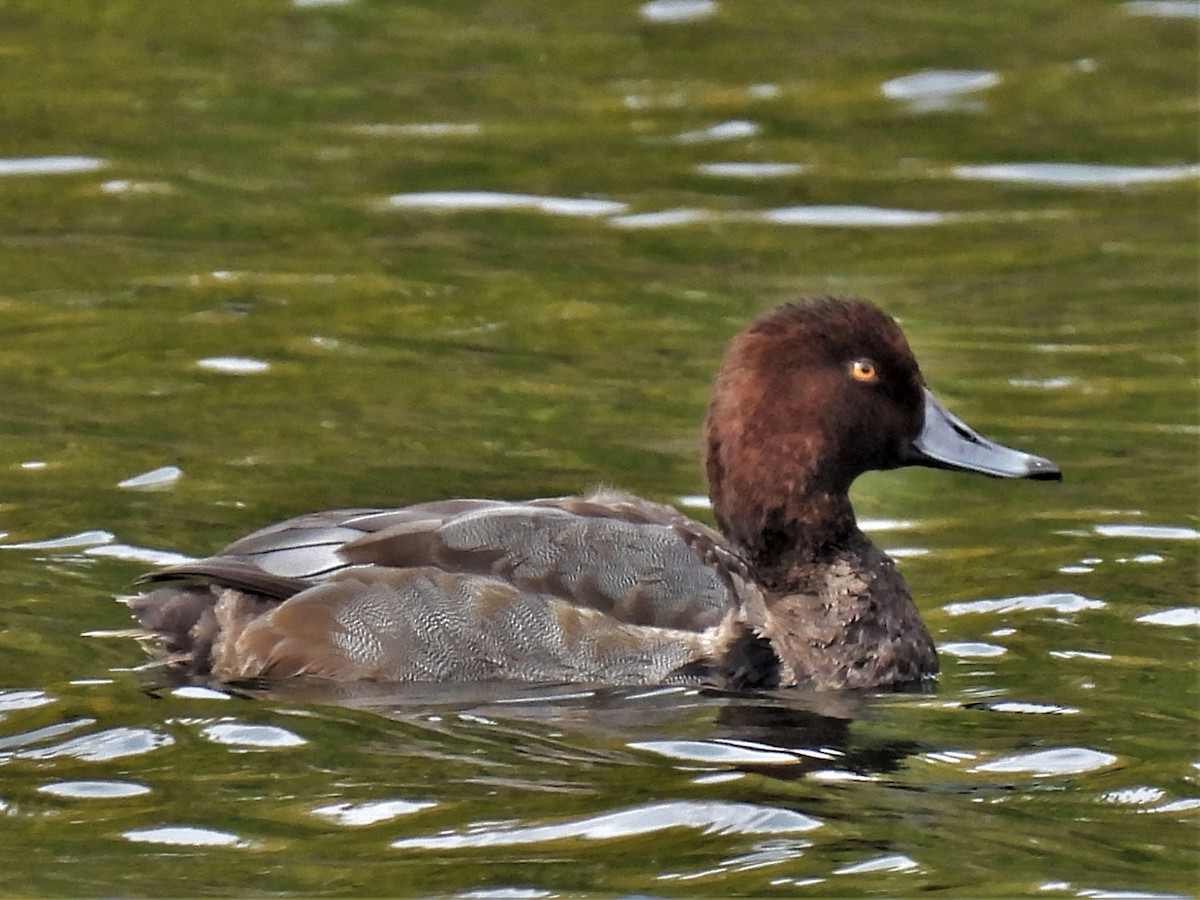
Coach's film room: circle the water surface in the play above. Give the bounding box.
[0,2,1195,896]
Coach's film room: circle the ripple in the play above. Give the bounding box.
[985,702,1079,715]
[38,780,151,799]
[0,156,107,176]
[1102,786,1165,806]
[881,69,1000,112]
[3,530,114,551]
[123,825,253,848]
[1009,376,1077,389]
[1095,523,1199,540]
[386,191,627,217]
[758,205,950,227]
[391,800,821,849]
[100,179,171,195]
[86,543,195,565]
[674,120,759,144]
[945,592,1106,616]
[313,799,436,826]
[1124,0,1200,18]
[163,689,227,704]
[14,726,173,762]
[118,466,182,490]
[887,546,930,559]
[609,208,714,229]
[860,518,917,531]
[629,739,802,765]
[834,854,919,875]
[940,641,1006,658]
[1136,607,1200,627]
[201,721,307,749]
[974,746,1118,776]
[196,356,271,375]
[0,689,55,713]
[696,162,807,179]
[882,69,1000,100]
[639,0,718,22]
[353,122,480,137]
[1050,649,1112,660]
[953,162,1200,188]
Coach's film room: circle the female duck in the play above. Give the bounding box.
[131,298,1060,691]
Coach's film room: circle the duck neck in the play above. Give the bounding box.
[733,490,861,591]
[728,491,939,692]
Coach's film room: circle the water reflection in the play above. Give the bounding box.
[38,780,151,799]
[973,746,1118,776]
[391,798,820,849]
[953,162,1200,187]
[944,592,1106,616]
[122,825,254,848]
[386,192,627,217]
[672,119,760,143]
[696,162,807,178]
[313,799,436,826]
[0,156,106,176]
[639,0,719,23]
[757,205,950,227]
[881,69,1001,112]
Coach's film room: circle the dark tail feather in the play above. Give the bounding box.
[138,558,309,600]
[126,586,220,675]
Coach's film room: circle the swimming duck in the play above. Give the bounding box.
[129,298,1060,691]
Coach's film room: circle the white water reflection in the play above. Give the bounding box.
[1123,0,1200,18]
[201,721,307,749]
[985,702,1079,715]
[696,162,807,178]
[1095,524,1199,540]
[610,208,714,229]
[834,854,919,874]
[123,825,253,848]
[1136,607,1200,627]
[973,746,1117,776]
[758,205,949,227]
[0,156,107,176]
[639,0,718,22]
[10,726,173,762]
[940,642,1006,658]
[3,530,114,551]
[172,686,232,701]
[954,162,1200,187]
[630,738,803,765]
[39,780,151,799]
[86,543,194,565]
[0,690,55,713]
[881,69,1000,112]
[945,592,1105,616]
[196,356,271,375]
[314,799,436,826]
[386,192,627,217]
[674,120,759,143]
[100,179,170,195]
[391,800,821,849]
[118,466,182,491]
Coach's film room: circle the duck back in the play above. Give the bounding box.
[131,491,773,686]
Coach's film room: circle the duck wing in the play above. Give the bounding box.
[131,492,771,685]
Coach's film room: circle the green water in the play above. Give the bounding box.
[0,1,1196,896]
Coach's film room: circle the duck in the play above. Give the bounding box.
[128,297,1060,692]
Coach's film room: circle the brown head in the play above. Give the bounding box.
[704,298,1060,565]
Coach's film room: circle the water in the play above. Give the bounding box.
[0,1,1196,896]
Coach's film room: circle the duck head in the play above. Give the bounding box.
[704,298,1060,566]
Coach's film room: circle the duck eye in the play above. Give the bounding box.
[850,359,878,383]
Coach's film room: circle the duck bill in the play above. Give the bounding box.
[901,389,1062,481]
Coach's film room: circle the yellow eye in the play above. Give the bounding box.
[850,359,878,383]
